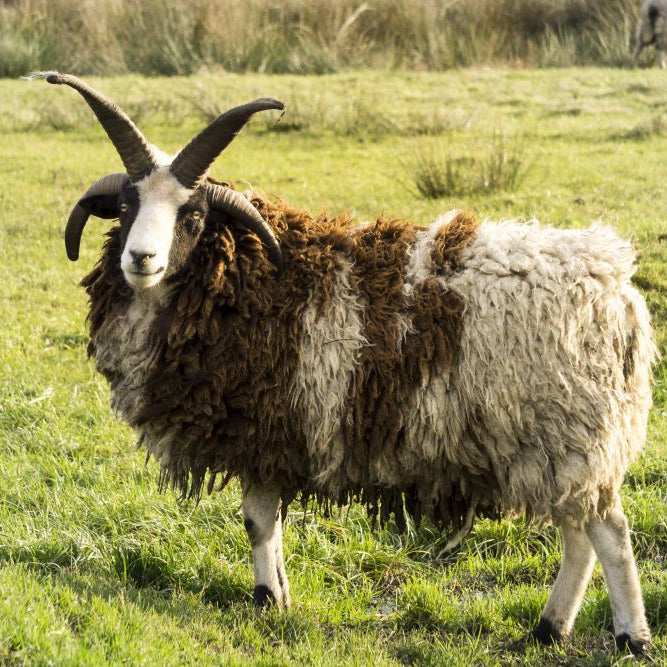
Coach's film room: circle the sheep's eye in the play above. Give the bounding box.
[119,202,129,213]
[184,211,204,234]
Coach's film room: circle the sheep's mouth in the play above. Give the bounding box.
[128,267,165,277]
[124,268,166,289]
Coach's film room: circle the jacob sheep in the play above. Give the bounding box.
[37,72,655,655]
[635,0,667,67]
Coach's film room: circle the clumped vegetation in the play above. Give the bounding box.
[404,132,529,198]
[0,0,646,77]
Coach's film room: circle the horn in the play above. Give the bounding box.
[206,184,282,272]
[66,173,129,261]
[170,98,284,190]
[44,72,157,181]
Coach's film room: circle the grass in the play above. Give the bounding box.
[403,131,529,198]
[1,67,667,664]
[0,0,649,77]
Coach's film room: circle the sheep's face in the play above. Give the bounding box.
[53,74,282,280]
[118,169,209,290]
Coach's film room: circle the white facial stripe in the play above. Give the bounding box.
[121,167,191,289]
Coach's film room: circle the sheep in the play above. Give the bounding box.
[38,72,655,655]
[634,0,667,68]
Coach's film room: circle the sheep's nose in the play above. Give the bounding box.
[130,250,156,268]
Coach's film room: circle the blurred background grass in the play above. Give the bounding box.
[0,0,647,77]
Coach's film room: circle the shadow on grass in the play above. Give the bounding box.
[0,543,250,615]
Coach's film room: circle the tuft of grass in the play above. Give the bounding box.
[404,132,530,199]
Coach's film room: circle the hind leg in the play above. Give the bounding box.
[585,500,650,655]
[533,519,596,644]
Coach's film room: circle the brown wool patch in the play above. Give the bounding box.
[82,198,483,530]
[335,213,481,529]
[431,211,480,271]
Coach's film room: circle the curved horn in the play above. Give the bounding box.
[206,184,282,272]
[66,173,129,261]
[170,98,284,190]
[45,72,157,181]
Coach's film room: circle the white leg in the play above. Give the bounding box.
[533,519,596,643]
[242,480,290,608]
[585,501,651,655]
[275,521,291,607]
[659,48,667,68]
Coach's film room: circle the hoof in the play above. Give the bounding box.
[532,617,563,645]
[253,585,277,608]
[615,633,649,656]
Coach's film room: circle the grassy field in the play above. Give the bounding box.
[1,68,666,665]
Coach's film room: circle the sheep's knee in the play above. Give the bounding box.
[242,481,290,609]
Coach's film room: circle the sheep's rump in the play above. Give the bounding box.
[83,202,654,531]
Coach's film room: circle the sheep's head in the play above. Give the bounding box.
[43,73,283,289]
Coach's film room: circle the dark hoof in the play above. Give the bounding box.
[532,617,563,645]
[253,585,277,608]
[615,633,648,656]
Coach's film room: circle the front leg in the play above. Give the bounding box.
[242,480,290,608]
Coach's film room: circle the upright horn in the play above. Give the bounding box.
[42,72,157,181]
[170,98,284,190]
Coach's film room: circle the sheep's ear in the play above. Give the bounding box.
[64,173,128,261]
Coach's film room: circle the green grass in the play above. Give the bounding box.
[402,131,529,198]
[1,67,666,665]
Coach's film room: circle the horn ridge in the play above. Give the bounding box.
[170,98,284,190]
[46,73,157,181]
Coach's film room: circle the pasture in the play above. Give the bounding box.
[0,67,666,665]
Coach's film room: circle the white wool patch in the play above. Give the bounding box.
[290,257,367,485]
[121,167,191,289]
[94,285,183,467]
[441,220,654,521]
[94,288,168,418]
[149,145,175,167]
